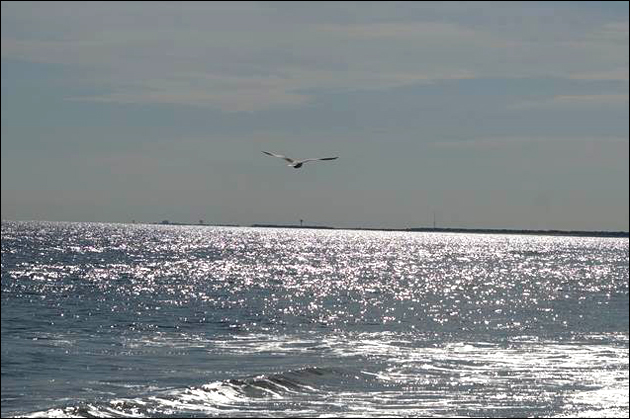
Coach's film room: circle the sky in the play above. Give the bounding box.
[1,1,628,231]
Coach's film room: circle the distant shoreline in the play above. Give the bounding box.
[151,221,628,238]
[249,224,628,238]
[2,219,627,238]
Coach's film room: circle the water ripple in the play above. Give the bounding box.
[2,221,628,417]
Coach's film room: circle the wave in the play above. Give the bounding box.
[17,366,370,418]
[11,337,630,418]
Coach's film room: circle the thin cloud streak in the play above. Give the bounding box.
[509,94,629,110]
[433,136,629,150]
[2,3,627,111]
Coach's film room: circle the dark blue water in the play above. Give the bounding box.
[1,220,628,417]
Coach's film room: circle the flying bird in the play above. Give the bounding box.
[262,151,338,169]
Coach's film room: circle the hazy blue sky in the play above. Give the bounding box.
[2,1,628,231]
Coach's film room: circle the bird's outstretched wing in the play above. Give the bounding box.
[300,157,339,163]
[262,151,295,164]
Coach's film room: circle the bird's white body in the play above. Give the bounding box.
[262,151,338,169]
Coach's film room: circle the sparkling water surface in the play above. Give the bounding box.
[1,221,628,417]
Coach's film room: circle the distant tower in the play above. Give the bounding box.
[199,219,204,225]
[300,219,304,227]
[433,211,436,229]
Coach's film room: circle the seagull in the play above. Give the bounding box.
[262,151,338,169]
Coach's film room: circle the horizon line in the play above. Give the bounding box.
[2,218,628,238]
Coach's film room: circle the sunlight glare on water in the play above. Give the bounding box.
[1,221,628,417]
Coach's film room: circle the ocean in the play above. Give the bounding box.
[1,220,628,418]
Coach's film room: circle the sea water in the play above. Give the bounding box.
[1,220,628,417]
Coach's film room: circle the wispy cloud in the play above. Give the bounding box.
[569,68,629,81]
[2,3,627,111]
[433,136,628,150]
[316,21,482,40]
[509,93,629,110]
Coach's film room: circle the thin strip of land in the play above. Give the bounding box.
[147,220,628,237]
[249,224,628,238]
